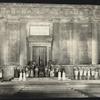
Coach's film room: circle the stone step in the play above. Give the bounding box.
[18,84,88,98]
[72,86,100,97]
[18,89,87,97]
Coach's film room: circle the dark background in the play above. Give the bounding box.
[0,0,100,5]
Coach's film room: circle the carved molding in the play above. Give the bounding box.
[0,4,99,22]
[0,3,97,20]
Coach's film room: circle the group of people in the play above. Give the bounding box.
[73,67,100,80]
[14,60,65,78]
[14,63,100,80]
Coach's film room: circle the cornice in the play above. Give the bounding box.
[0,3,99,21]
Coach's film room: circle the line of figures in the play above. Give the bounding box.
[73,67,100,80]
[14,60,66,79]
[16,68,66,81]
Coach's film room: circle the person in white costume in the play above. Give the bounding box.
[58,70,61,80]
[74,67,79,80]
[98,68,100,79]
[55,67,59,77]
[34,65,39,77]
[83,67,87,80]
[50,68,54,77]
[19,69,23,81]
[91,68,95,80]
[62,71,66,80]
[94,69,99,80]
[23,70,26,81]
[87,68,91,80]
[25,66,29,78]
[44,66,48,77]
[0,69,2,79]
[79,67,83,80]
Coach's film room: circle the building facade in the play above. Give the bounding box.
[0,3,100,79]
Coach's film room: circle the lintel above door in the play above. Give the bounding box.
[27,36,52,43]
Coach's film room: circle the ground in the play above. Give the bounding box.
[0,78,100,99]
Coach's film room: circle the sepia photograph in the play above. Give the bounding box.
[0,1,100,99]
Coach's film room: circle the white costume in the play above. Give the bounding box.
[30,69,34,77]
[35,67,38,77]
[19,71,22,81]
[58,71,61,80]
[50,69,54,77]
[95,71,98,79]
[83,70,87,80]
[87,70,90,80]
[83,70,87,76]
[23,71,26,81]
[74,70,79,80]
[62,71,66,80]
[91,70,95,80]
[79,69,83,80]
[91,70,95,76]
[25,67,29,78]
[0,70,2,78]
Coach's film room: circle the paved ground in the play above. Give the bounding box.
[0,78,100,99]
[69,80,100,97]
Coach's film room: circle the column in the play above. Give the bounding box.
[30,45,32,61]
[47,46,49,63]
[72,22,79,65]
[2,41,8,65]
[0,19,7,65]
[19,21,27,66]
[49,46,52,60]
[19,52,24,66]
[52,19,60,64]
[92,22,98,64]
[69,22,73,64]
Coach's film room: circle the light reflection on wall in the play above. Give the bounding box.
[2,41,8,65]
[19,51,24,66]
[72,39,78,64]
[29,25,50,36]
[92,40,98,64]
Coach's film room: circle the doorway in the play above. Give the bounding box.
[32,46,47,66]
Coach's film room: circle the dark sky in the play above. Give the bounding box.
[0,0,100,5]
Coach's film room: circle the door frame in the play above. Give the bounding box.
[32,46,47,65]
[29,42,51,64]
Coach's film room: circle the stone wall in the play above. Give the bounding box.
[0,4,100,66]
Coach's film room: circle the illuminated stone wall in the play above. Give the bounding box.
[0,4,99,65]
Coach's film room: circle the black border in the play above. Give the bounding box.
[0,0,100,5]
[0,0,100,100]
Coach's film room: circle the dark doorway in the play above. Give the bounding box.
[32,46,47,66]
